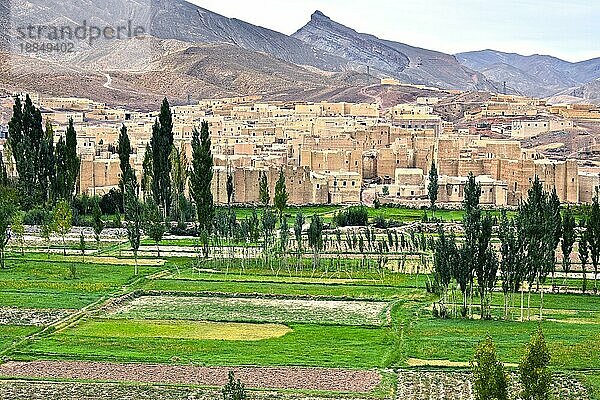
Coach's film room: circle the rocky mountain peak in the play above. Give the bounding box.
[311,10,329,20]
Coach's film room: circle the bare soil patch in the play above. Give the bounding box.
[0,380,378,400]
[396,370,590,400]
[110,295,390,326]
[0,308,72,326]
[63,256,165,266]
[0,361,381,392]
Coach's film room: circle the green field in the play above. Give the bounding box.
[0,255,164,308]
[15,321,392,368]
[0,219,598,398]
[0,326,39,352]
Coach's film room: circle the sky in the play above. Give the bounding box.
[190,0,599,62]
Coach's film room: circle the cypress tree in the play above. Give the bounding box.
[41,120,56,203]
[0,151,8,187]
[227,173,234,206]
[65,117,80,201]
[428,161,439,215]
[54,136,68,201]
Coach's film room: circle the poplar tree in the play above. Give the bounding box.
[92,199,104,250]
[294,212,305,269]
[170,144,188,224]
[141,143,153,200]
[588,192,600,292]
[458,173,495,318]
[579,221,590,293]
[519,177,562,318]
[308,214,324,273]
[273,168,288,223]
[150,98,174,217]
[432,224,458,317]
[560,206,576,284]
[118,124,136,193]
[189,122,214,234]
[124,180,142,275]
[498,211,525,319]
[259,171,270,208]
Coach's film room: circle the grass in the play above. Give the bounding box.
[0,326,39,352]
[398,317,600,370]
[582,372,600,400]
[16,323,393,368]
[0,257,163,308]
[64,319,292,341]
[142,278,428,301]
[0,291,100,309]
[2,229,600,397]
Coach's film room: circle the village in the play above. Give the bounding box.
[1,82,599,208]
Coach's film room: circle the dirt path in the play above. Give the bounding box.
[0,361,381,392]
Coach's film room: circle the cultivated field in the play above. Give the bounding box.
[0,205,598,399]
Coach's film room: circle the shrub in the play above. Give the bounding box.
[100,188,123,215]
[373,214,388,228]
[472,336,509,400]
[222,371,246,400]
[23,207,49,225]
[72,194,100,216]
[333,206,369,227]
[520,327,551,400]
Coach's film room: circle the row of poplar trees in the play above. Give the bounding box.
[433,172,600,321]
[117,99,215,269]
[5,94,80,210]
[116,98,213,222]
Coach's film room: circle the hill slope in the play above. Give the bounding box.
[6,0,348,72]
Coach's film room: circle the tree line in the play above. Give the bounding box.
[0,94,81,268]
[432,172,600,321]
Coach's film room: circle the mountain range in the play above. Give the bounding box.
[457,50,600,99]
[1,0,599,107]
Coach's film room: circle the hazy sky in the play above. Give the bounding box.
[190,0,599,62]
